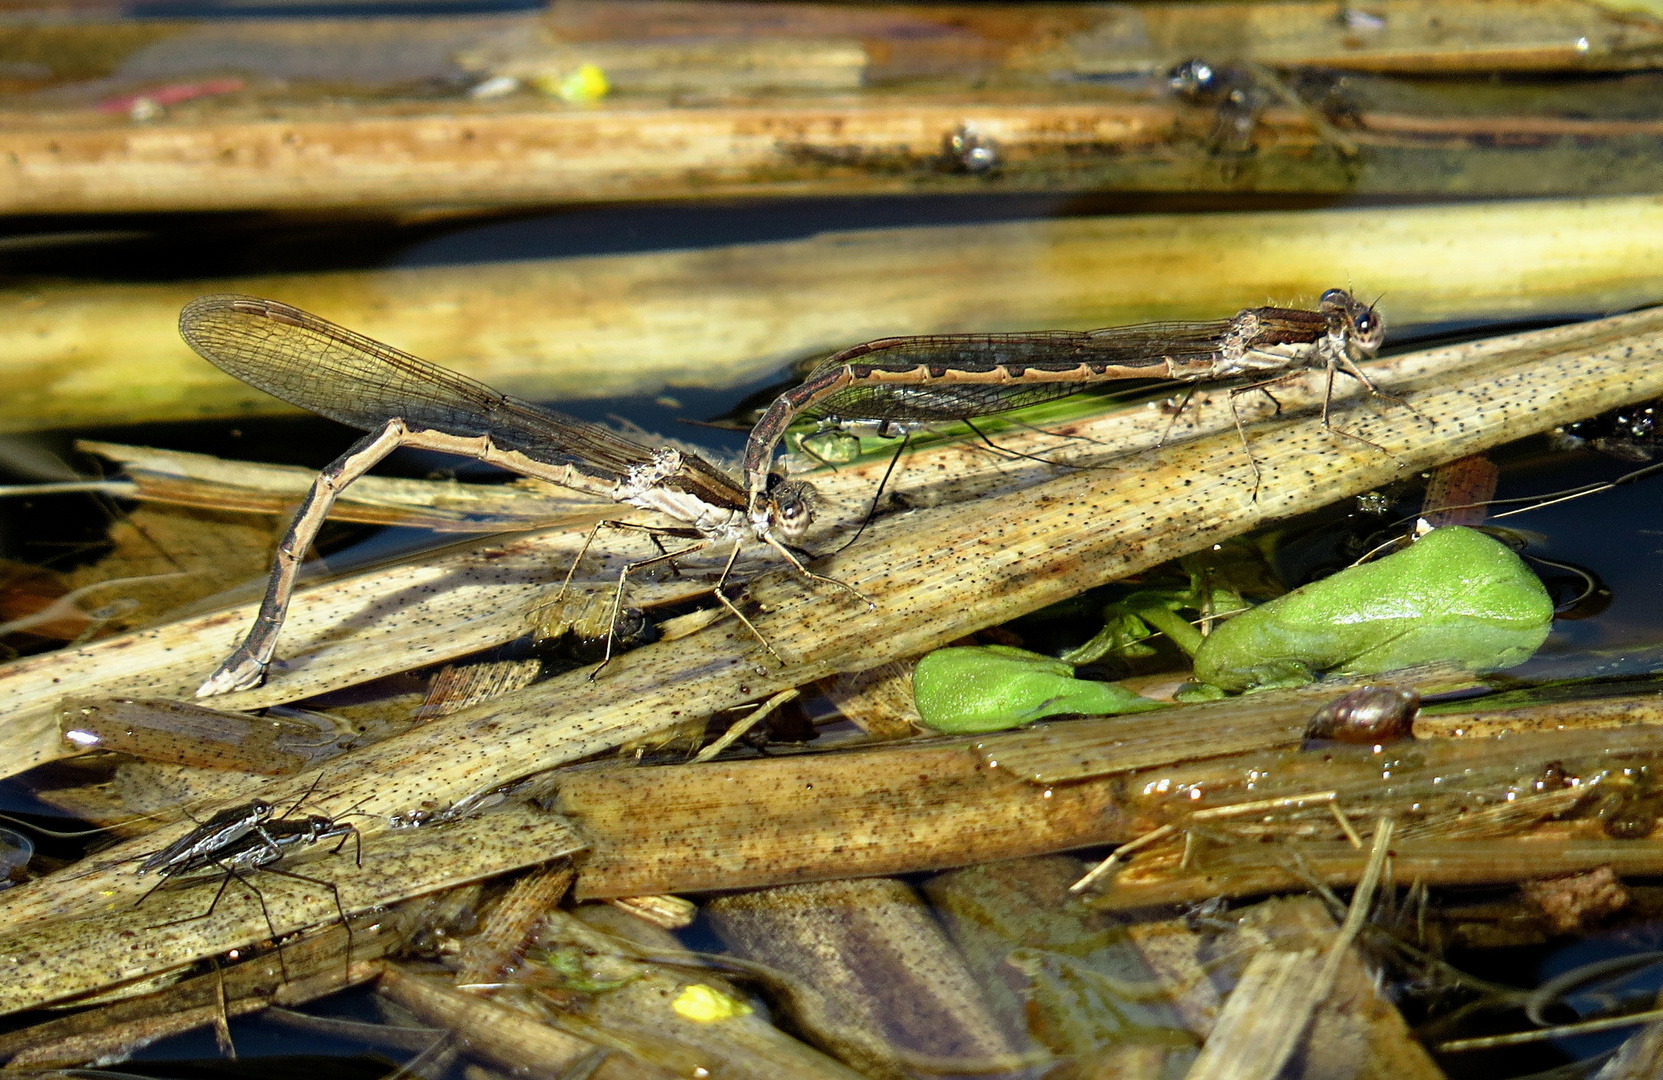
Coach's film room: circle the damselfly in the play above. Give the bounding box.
[179,296,866,697]
[741,289,1387,524]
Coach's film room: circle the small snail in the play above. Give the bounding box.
[1305,686,1420,743]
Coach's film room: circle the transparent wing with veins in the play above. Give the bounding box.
[800,319,1246,422]
[180,294,661,480]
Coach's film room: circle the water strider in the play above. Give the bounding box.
[179,295,869,697]
[142,810,361,925]
[134,775,342,899]
[134,785,366,977]
[135,798,276,882]
[157,808,359,918]
[741,288,1388,525]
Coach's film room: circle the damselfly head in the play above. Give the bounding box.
[765,476,819,542]
[1319,288,1386,359]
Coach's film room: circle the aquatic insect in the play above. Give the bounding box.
[741,289,1388,523]
[135,785,366,978]
[135,798,276,885]
[178,295,869,696]
[154,810,362,928]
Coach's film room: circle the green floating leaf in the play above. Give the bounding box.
[1192,526,1555,693]
[913,645,1166,734]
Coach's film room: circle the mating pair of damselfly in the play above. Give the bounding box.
[179,287,1387,697]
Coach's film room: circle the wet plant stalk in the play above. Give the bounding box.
[0,803,583,1014]
[706,878,1028,1079]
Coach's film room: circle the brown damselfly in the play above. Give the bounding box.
[179,295,866,697]
[741,288,1389,527]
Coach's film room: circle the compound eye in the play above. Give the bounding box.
[771,481,818,540]
[779,505,809,540]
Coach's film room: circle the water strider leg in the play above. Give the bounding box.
[259,864,354,982]
[334,825,362,866]
[276,772,326,820]
[148,864,292,980]
[146,865,239,927]
[133,866,177,910]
